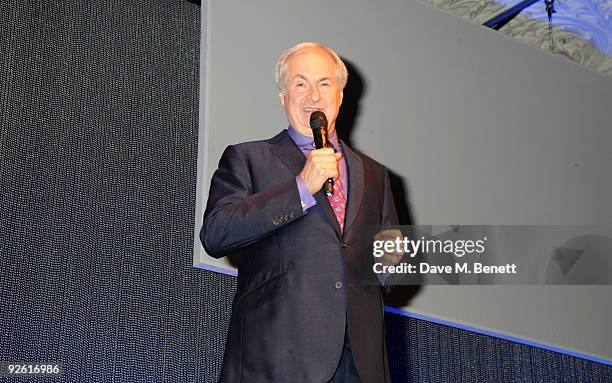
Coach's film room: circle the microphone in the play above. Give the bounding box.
[309,111,334,196]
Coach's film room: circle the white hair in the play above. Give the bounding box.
[275,42,348,94]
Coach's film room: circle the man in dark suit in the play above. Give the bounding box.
[201,42,401,383]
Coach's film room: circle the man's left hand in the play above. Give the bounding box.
[374,229,405,267]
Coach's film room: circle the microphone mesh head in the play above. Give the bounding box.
[309,111,327,131]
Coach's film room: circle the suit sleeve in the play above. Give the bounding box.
[200,145,306,258]
[381,169,399,228]
[375,169,400,287]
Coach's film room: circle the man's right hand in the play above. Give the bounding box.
[299,148,343,195]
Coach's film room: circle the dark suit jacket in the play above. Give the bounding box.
[201,130,398,383]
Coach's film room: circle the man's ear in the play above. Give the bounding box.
[339,90,344,105]
[278,92,285,108]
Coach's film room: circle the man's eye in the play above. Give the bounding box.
[296,82,305,87]
[320,82,329,87]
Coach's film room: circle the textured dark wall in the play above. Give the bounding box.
[0,0,215,381]
[385,312,612,382]
[0,0,610,382]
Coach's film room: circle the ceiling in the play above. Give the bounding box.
[422,0,612,77]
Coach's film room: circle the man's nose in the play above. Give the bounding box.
[309,87,320,102]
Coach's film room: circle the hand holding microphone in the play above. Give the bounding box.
[298,111,342,196]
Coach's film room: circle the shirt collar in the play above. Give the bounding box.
[287,125,341,151]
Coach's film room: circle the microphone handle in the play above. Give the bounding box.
[312,127,334,196]
[322,141,334,196]
[324,176,334,196]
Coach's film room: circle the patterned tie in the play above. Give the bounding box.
[327,176,346,233]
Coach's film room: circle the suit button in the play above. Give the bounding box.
[341,242,348,248]
[273,218,279,225]
[334,281,343,290]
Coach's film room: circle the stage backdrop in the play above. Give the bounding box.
[0,0,222,381]
[195,0,612,362]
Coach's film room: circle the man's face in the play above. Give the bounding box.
[279,47,343,136]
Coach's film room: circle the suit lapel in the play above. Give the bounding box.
[270,132,306,176]
[341,140,364,237]
[313,189,342,238]
[270,131,343,239]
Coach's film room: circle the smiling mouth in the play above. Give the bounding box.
[303,107,323,112]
